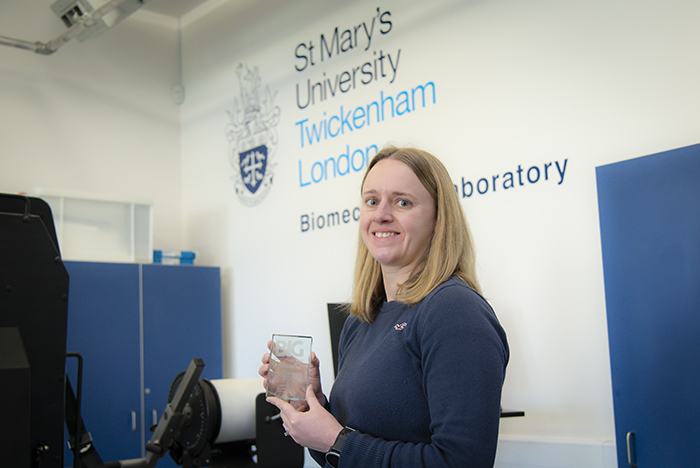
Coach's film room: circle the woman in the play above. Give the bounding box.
[260,146,509,468]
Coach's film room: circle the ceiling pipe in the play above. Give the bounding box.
[0,35,52,54]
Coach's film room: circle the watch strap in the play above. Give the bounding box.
[325,427,354,467]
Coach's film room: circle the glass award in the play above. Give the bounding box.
[266,334,313,402]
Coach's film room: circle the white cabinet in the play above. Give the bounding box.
[32,189,152,263]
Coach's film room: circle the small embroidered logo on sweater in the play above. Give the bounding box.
[394,322,407,330]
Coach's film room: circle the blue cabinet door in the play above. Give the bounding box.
[64,261,143,464]
[596,144,700,467]
[141,264,223,468]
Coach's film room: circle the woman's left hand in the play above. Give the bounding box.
[266,384,344,452]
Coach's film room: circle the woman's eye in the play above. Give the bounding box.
[366,199,378,206]
[397,199,410,208]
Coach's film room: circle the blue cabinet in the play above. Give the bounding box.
[596,144,700,467]
[64,261,223,467]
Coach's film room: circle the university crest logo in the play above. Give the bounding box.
[226,64,281,206]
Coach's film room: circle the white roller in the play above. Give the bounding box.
[210,377,265,444]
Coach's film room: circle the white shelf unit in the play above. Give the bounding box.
[31,189,153,263]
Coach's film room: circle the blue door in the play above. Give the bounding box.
[65,261,143,464]
[596,144,700,467]
[141,264,223,468]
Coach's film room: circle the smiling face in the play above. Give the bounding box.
[360,158,437,285]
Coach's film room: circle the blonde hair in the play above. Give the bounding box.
[350,146,482,322]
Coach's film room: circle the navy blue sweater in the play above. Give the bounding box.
[311,277,509,468]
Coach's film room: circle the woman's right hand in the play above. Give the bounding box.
[258,340,273,390]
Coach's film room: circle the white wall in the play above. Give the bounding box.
[0,1,183,251]
[2,0,700,466]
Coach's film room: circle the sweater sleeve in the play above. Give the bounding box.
[338,282,509,468]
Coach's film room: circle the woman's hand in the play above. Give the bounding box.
[307,350,326,406]
[258,340,273,390]
[266,385,343,452]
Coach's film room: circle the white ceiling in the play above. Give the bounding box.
[142,0,210,18]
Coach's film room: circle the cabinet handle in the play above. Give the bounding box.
[152,409,158,426]
[131,411,137,432]
[626,431,637,467]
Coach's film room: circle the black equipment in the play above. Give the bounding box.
[100,359,303,468]
[1,194,69,468]
[1,193,304,468]
[164,366,304,468]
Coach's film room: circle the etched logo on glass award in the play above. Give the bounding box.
[266,334,313,402]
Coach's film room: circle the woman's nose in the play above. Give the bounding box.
[373,201,393,222]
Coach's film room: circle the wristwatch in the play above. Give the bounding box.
[325,427,354,467]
